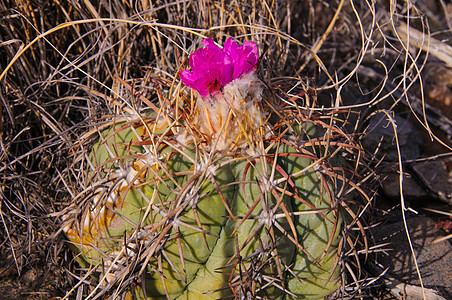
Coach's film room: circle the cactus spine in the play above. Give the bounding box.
[64,39,349,299]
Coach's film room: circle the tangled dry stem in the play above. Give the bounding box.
[1,0,445,299]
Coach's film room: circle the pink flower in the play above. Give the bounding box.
[180,38,259,98]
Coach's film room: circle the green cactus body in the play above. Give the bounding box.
[278,146,342,299]
[142,151,236,298]
[64,69,345,299]
[65,118,343,299]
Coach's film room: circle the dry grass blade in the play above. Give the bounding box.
[1,0,448,299]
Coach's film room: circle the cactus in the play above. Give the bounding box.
[63,38,352,299]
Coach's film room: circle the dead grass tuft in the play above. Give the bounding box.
[1,0,450,299]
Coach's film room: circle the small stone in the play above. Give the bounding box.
[381,157,452,205]
[362,112,421,162]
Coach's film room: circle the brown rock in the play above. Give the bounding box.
[381,157,452,205]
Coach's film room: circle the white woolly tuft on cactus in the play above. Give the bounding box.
[179,71,265,152]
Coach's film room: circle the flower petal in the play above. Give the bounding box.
[202,38,221,52]
[180,38,259,99]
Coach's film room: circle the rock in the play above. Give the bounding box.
[411,158,452,205]
[362,112,422,162]
[381,169,428,201]
[381,157,452,205]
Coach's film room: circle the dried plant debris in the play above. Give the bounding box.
[424,63,452,108]
[1,0,451,299]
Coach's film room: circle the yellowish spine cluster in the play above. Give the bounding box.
[178,72,266,152]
